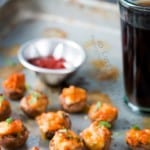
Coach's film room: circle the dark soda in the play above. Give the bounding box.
[120,0,150,110]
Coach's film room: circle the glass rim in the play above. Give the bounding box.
[119,0,150,11]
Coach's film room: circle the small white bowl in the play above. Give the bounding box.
[18,38,86,86]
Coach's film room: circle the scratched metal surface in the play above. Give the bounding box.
[0,0,149,150]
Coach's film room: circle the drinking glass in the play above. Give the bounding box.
[119,0,150,112]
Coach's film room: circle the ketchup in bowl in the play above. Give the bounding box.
[28,55,66,69]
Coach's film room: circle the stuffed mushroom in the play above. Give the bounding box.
[59,86,87,113]
[126,127,150,150]
[50,129,86,150]
[0,118,29,149]
[20,90,49,118]
[36,111,71,139]
[2,72,26,100]
[80,120,112,150]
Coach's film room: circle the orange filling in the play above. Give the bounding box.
[2,73,25,91]
[0,120,23,136]
[80,122,111,150]
[126,129,150,146]
[26,92,48,109]
[0,100,10,112]
[61,86,87,103]
[36,111,69,132]
[52,129,84,149]
[89,103,118,122]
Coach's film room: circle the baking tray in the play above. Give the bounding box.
[0,0,149,149]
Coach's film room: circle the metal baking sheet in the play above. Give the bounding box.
[0,0,149,149]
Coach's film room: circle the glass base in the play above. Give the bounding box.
[124,96,150,112]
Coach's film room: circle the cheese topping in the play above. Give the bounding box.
[2,73,25,92]
[89,102,118,122]
[126,129,150,146]
[0,119,23,136]
[36,111,70,133]
[51,129,84,150]
[60,86,87,104]
[26,91,48,110]
[80,121,111,150]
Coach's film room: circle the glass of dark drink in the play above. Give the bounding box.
[119,0,150,112]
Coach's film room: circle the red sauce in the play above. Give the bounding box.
[28,55,66,69]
